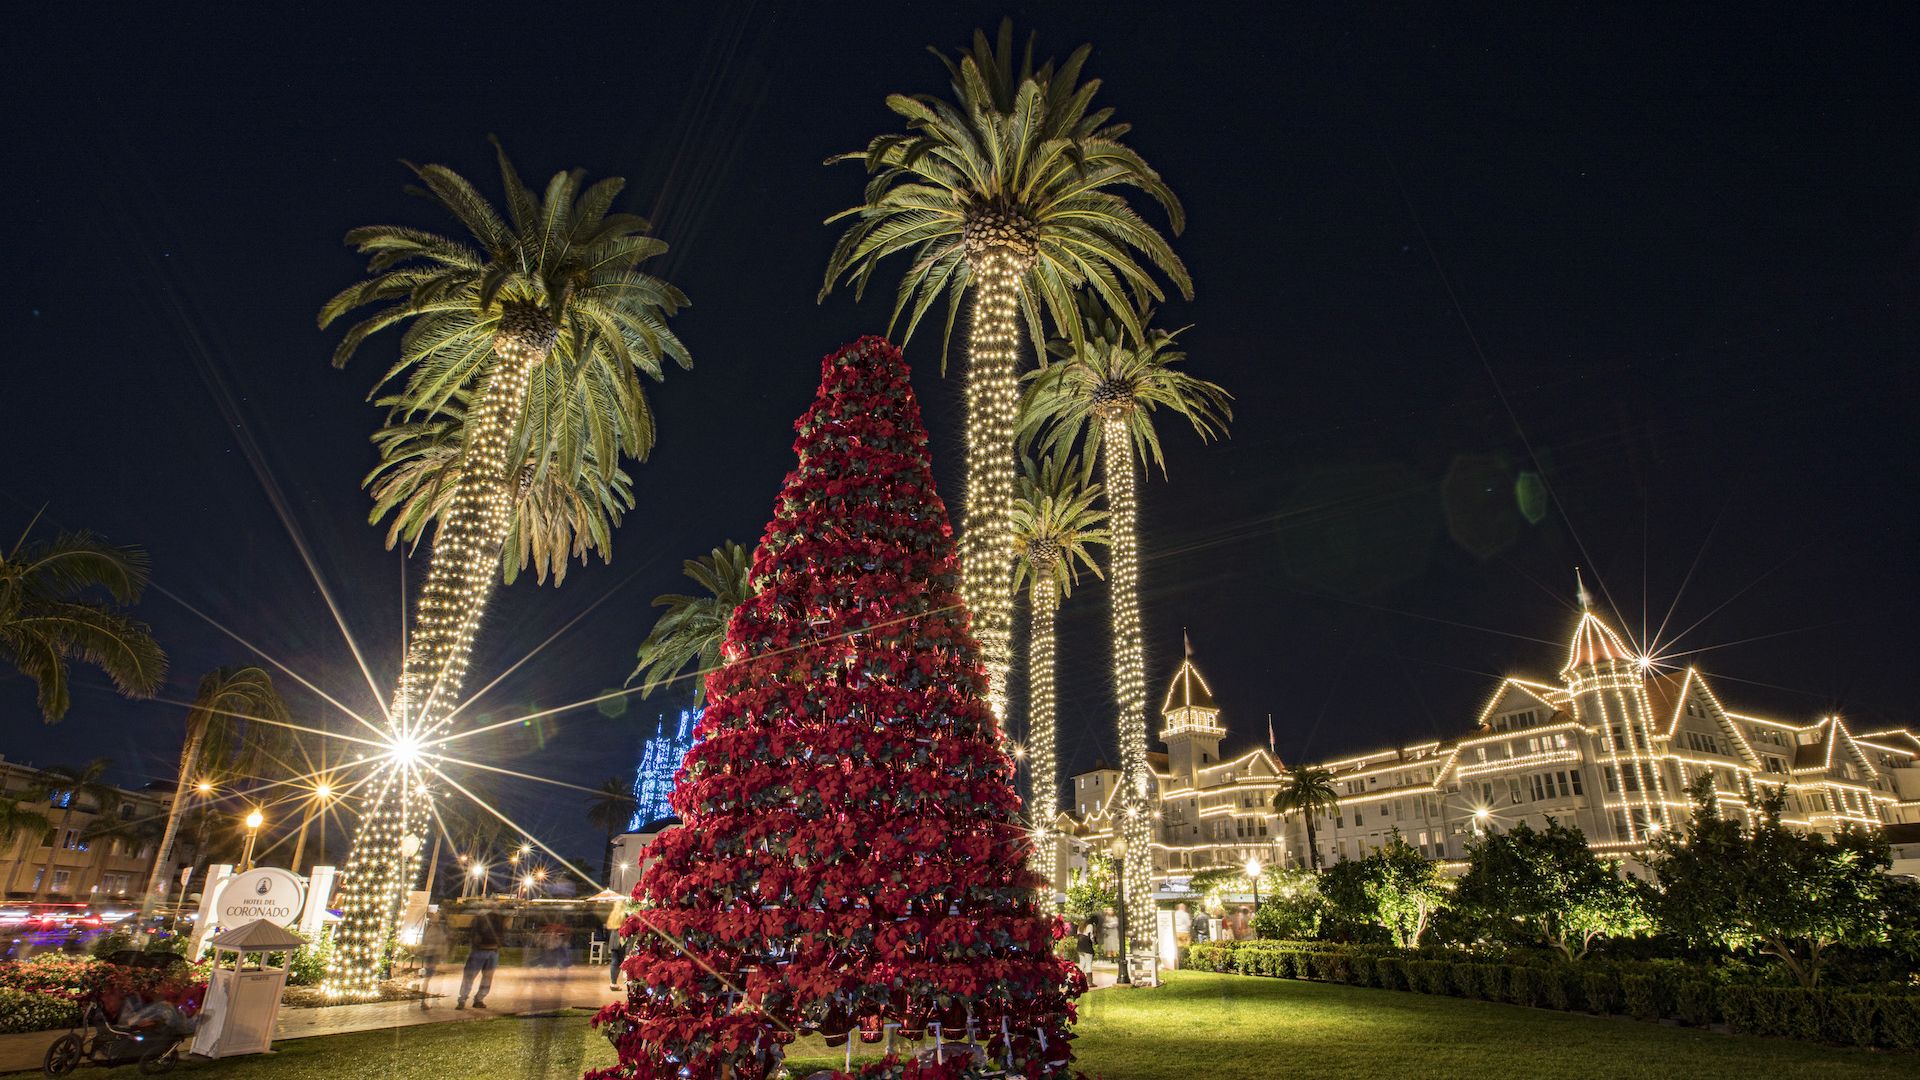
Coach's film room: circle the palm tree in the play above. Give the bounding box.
[628,541,753,704]
[584,777,638,884]
[145,667,292,905]
[33,758,117,899]
[320,143,689,997]
[1010,454,1106,903]
[364,391,636,586]
[0,792,52,898]
[321,139,690,736]
[1271,765,1341,871]
[1022,303,1229,955]
[821,20,1189,720]
[1,519,166,723]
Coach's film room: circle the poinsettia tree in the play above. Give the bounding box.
[591,337,1083,1080]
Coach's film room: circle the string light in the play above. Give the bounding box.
[323,303,553,1001]
[958,248,1024,722]
[1028,576,1059,904]
[1101,414,1155,960]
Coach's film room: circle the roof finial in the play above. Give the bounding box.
[1184,627,1193,659]
[1574,567,1592,611]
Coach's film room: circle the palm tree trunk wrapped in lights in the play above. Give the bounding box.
[328,313,551,1000]
[317,145,688,1000]
[1011,454,1106,908]
[392,305,553,730]
[1022,302,1229,971]
[1099,416,1156,947]
[959,244,1029,719]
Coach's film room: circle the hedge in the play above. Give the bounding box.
[1719,986,1920,1052]
[1181,941,1917,1051]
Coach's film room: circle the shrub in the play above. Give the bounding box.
[1477,964,1507,1002]
[1449,963,1479,999]
[1673,979,1718,1026]
[1723,986,1820,1042]
[1825,995,1878,1048]
[1505,965,1546,1008]
[287,933,332,987]
[1580,968,1622,1014]
[1375,957,1406,991]
[1185,942,1233,973]
[89,930,140,959]
[1543,965,1579,1011]
[0,987,82,1034]
[1409,960,1450,995]
[1346,954,1377,988]
[1623,974,1667,1022]
[1879,995,1920,1052]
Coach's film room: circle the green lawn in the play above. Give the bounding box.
[79,971,1912,1079]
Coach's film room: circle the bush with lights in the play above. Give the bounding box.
[590,337,1083,1079]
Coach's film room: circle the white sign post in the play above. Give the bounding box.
[298,865,336,941]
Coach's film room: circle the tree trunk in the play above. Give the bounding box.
[1028,583,1060,906]
[422,832,442,900]
[1101,413,1154,958]
[957,251,1022,722]
[145,723,206,911]
[1305,818,1321,871]
[323,308,551,1001]
[290,805,313,875]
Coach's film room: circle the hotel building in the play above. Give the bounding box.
[1056,605,1920,886]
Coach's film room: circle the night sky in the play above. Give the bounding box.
[5,4,1915,865]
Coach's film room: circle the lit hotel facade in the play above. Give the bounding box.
[1055,606,1920,885]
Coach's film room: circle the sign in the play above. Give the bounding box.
[216,867,306,928]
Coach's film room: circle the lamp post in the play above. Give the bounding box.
[1110,836,1131,986]
[239,810,264,871]
[1245,855,1263,910]
[469,862,488,899]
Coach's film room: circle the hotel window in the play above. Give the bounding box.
[1354,811,1364,826]
[63,829,86,851]
[51,870,71,893]
[1530,775,1547,801]
[1507,779,1523,805]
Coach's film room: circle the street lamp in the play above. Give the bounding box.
[1110,836,1131,986]
[469,862,488,899]
[240,810,265,871]
[1245,855,1263,910]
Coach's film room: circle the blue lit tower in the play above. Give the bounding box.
[630,708,698,831]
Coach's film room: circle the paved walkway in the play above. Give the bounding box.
[0,965,620,1074]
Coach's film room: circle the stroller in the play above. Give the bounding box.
[42,952,199,1076]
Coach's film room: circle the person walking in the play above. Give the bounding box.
[607,917,631,991]
[1075,923,1096,979]
[456,904,503,1009]
[416,913,449,1010]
